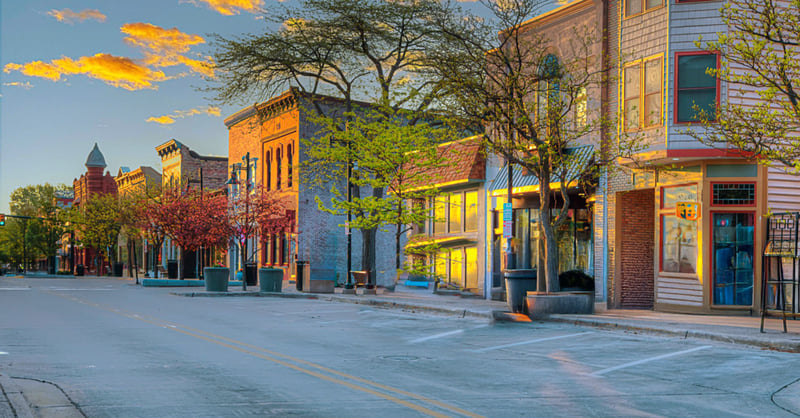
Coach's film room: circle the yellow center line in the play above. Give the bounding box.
[45,291,484,418]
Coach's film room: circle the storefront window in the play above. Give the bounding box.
[661,216,698,274]
[662,184,698,209]
[465,247,478,289]
[433,196,447,234]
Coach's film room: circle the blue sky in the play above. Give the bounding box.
[0,0,268,211]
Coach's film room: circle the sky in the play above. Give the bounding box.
[0,0,270,212]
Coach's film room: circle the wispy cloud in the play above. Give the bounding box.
[182,0,264,16]
[147,106,221,125]
[3,81,34,89]
[47,8,106,24]
[121,23,213,77]
[3,23,211,90]
[3,54,167,90]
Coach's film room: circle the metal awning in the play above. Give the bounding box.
[489,145,594,196]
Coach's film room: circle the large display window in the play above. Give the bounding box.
[659,184,699,274]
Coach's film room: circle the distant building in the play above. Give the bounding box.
[115,166,162,277]
[72,143,118,275]
[115,166,161,197]
[155,139,227,278]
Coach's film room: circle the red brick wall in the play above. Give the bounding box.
[617,188,655,309]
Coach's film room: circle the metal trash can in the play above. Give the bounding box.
[295,260,308,291]
[167,260,178,278]
[504,269,537,314]
[75,264,84,276]
[245,262,258,286]
[113,262,124,277]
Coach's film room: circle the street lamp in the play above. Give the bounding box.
[227,152,256,291]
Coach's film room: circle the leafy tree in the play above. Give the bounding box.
[160,187,229,279]
[227,184,292,289]
[7,183,70,272]
[73,194,123,275]
[425,0,638,292]
[692,0,800,171]
[209,0,459,286]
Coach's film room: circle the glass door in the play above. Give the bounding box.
[712,212,754,305]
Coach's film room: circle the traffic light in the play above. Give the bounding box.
[0,214,5,226]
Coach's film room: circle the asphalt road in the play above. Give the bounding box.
[1,277,799,417]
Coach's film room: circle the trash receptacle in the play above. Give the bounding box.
[167,260,178,279]
[295,260,308,291]
[504,269,537,314]
[245,262,257,286]
[75,264,84,276]
[113,262,124,277]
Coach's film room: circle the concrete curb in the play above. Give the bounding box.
[548,316,800,353]
[0,374,33,418]
[169,290,497,319]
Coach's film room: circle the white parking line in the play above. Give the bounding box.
[0,352,8,355]
[0,288,30,290]
[590,345,712,376]
[471,332,592,352]
[408,329,465,344]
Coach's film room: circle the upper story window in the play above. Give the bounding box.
[265,151,272,191]
[275,148,282,190]
[624,56,663,130]
[625,0,663,17]
[287,144,293,188]
[431,190,479,236]
[675,52,719,123]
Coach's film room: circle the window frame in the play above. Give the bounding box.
[624,0,664,18]
[674,51,721,125]
[623,56,664,131]
[429,189,480,236]
[710,182,756,207]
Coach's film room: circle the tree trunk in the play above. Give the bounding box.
[538,178,560,293]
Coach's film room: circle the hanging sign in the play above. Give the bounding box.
[502,203,513,238]
[676,202,700,221]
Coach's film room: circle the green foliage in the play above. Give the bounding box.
[72,194,123,264]
[692,0,800,172]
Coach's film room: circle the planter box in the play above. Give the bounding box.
[203,267,230,292]
[259,268,283,293]
[526,291,594,319]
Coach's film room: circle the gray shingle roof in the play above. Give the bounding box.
[490,145,594,192]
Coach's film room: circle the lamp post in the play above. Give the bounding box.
[227,152,255,291]
[187,167,205,279]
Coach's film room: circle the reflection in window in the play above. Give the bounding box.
[661,216,698,274]
[433,195,447,234]
[449,192,462,233]
[464,191,478,232]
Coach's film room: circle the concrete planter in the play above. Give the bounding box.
[526,291,595,319]
[203,267,229,292]
[258,268,283,293]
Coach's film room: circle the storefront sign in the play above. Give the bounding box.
[676,202,700,221]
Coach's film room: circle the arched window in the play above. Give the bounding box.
[287,144,293,188]
[276,147,282,190]
[537,54,561,132]
[265,151,272,191]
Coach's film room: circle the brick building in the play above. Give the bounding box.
[225,89,396,287]
[115,166,161,276]
[155,139,227,278]
[72,143,118,274]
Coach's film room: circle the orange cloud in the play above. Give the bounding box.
[48,8,106,24]
[183,0,264,15]
[4,54,166,90]
[147,106,221,124]
[146,115,176,125]
[121,23,214,77]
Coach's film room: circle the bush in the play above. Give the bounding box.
[558,270,594,291]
